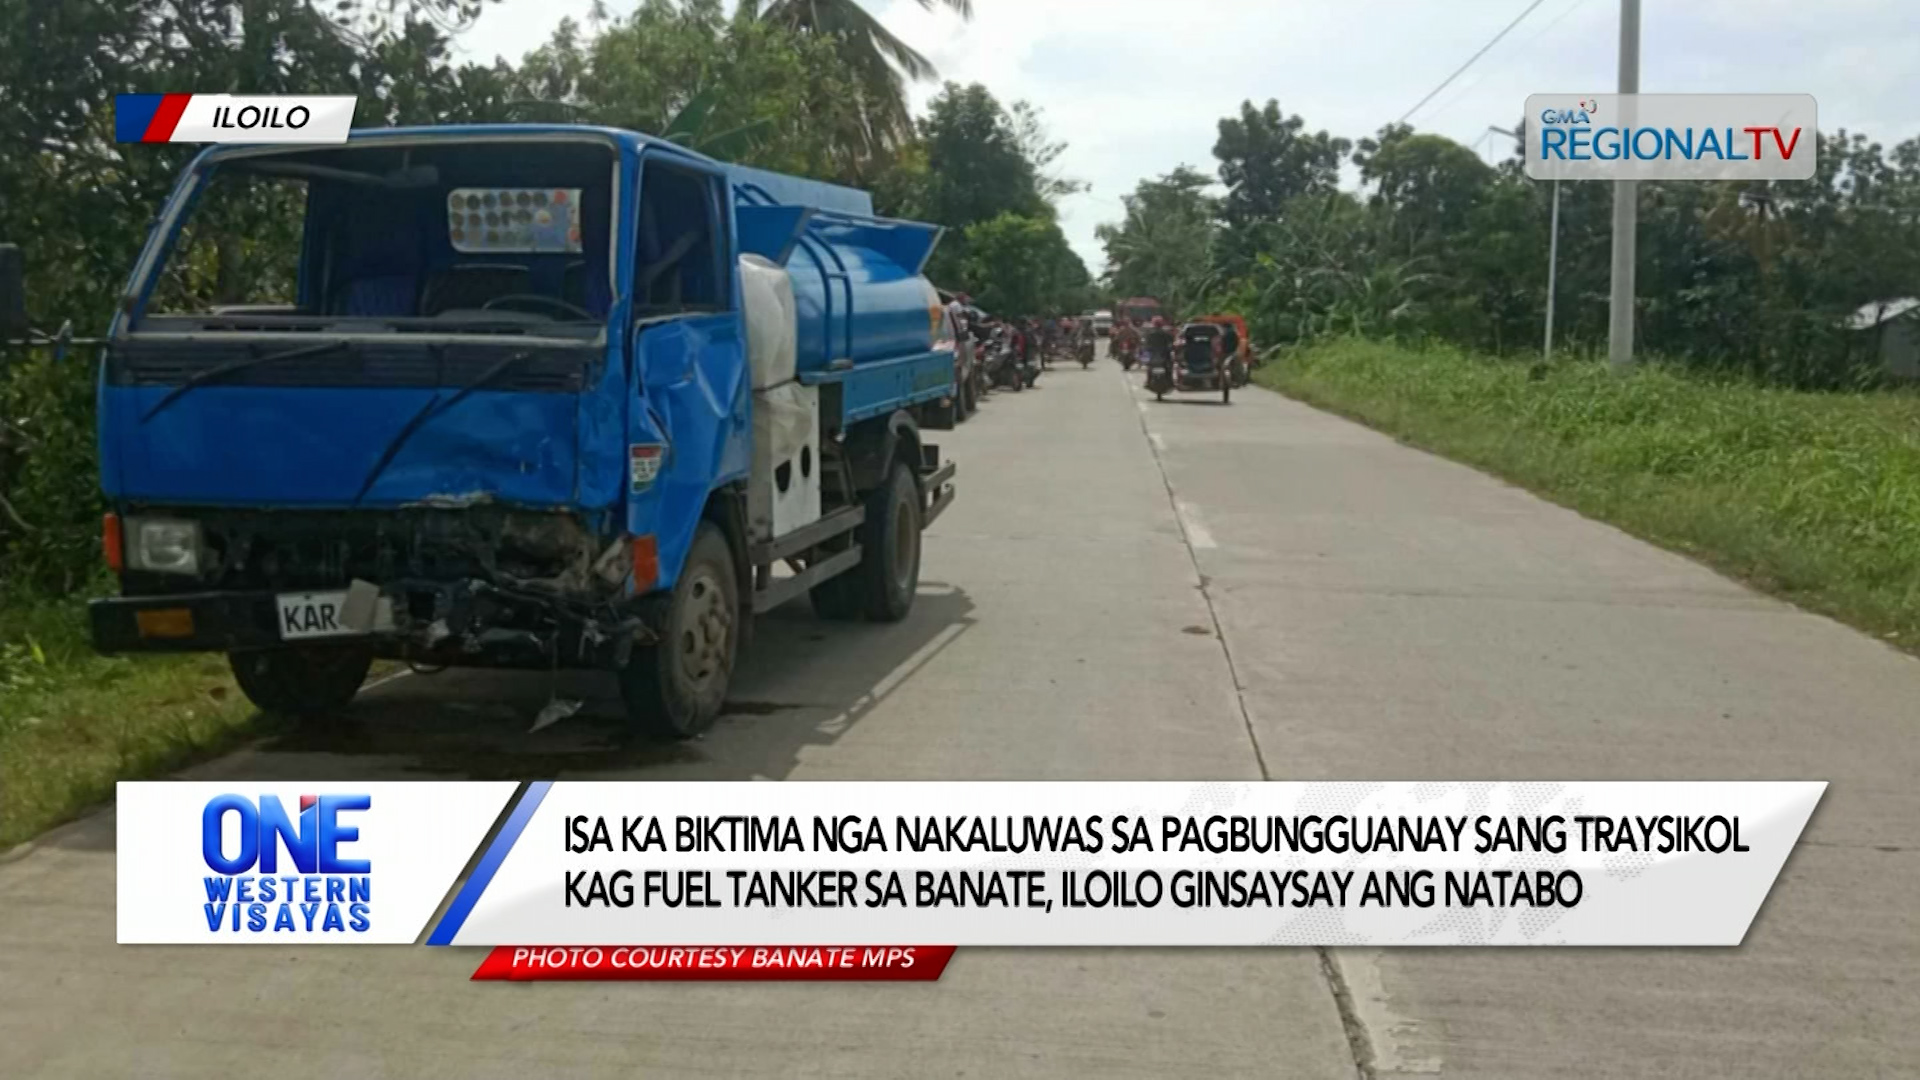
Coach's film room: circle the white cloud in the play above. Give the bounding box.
[456,0,1920,273]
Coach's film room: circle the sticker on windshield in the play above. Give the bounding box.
[448,188,582,254]
[629,444,665,493]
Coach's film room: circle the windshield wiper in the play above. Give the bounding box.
[140,339,350,422]
[350,350,532,507]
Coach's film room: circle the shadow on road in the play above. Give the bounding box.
[46,584,980,818]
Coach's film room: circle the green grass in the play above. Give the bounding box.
[0,595,260,850]
[1259,337,1920,650]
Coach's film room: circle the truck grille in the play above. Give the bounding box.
[107,341,591,393]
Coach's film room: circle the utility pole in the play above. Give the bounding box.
[1546,179,1562,359]
[1607,0,1641,369]
[1489,123,1561,359]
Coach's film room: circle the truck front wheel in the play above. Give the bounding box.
[809,459,921,623]
[620,523,738,739]
[229,645,373,720]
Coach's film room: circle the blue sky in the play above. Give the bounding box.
[455,0,1920,274]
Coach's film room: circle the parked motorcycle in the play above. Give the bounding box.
[986,332,1027,392]
[953,334,978,420]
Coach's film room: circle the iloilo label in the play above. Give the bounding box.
[115,94,357,144]
[1525,94,1816,182]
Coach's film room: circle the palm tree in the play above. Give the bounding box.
[747,0,973,149]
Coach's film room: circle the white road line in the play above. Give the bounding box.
[1149,433,1166,452]
[1175,500,1218,550]
[362,668,414,693]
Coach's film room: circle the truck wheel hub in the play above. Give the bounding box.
[678,574,731,686]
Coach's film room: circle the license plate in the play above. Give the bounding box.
[276,591,362,641]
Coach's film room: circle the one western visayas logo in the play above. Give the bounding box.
[201,794,372,933]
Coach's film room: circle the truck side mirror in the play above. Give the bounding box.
[0,244,25,339]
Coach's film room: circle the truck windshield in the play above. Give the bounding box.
[136,139,618,336]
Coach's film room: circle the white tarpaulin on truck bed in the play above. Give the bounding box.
[740,254,798,391]
[749,380,821,542]
[753,381,814,476]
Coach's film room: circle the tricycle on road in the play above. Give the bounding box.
[1194,313,1252,388]
[1146,320,1235,403]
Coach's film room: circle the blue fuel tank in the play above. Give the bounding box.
[729,166,945,378]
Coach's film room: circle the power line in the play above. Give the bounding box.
[1417,0,1597,127]
[1399,0,1552,125]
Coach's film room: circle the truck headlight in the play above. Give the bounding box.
[127,518,203,576]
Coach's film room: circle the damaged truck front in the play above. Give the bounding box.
[73,126,957,738]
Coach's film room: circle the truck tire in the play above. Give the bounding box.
[229,645,373,720]
[810,460,920,623]
[620,523,738,739]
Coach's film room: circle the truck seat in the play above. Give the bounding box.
[420,264,533,316]
[339,273,419,317]
[562,260,613,318]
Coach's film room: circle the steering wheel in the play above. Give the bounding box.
[481,294,595,321]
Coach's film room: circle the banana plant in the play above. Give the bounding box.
[659,87,774,160]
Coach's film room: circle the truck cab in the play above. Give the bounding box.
[66,126,957,738]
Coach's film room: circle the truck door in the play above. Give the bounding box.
[627,154,750,592]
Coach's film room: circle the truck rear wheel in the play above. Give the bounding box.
[620,523,738,739]
[229,645,373,720]
[809,460,921,623]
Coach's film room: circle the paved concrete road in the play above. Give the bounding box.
[5,346,1917,1078]
[1138,363,1920,1078]
[0,351,1357,1080]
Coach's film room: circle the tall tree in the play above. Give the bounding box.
[1212,99,1348,271]
[1213,99,1349,226]
[751,0,972,153]
[915,82,1054,284]
[960,213,1089,317]
[1351,123,1493,254]
[1096,166,1218,317]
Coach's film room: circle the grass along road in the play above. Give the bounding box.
[1259,337,1920,652]
[0,596,258,850]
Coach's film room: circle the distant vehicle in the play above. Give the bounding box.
[1092,310,1113,336]
[1117,297,1161,325]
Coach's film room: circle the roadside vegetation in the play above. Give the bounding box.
[1095,96,1920,654]
[0,593,255,849]
[1260,338,1920,649]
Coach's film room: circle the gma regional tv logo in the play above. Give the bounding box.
[1526,93,1816,182]
[201,794,373,934]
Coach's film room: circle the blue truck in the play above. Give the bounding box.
[20,125,959,738]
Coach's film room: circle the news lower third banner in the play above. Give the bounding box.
[118,780,1824,975]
